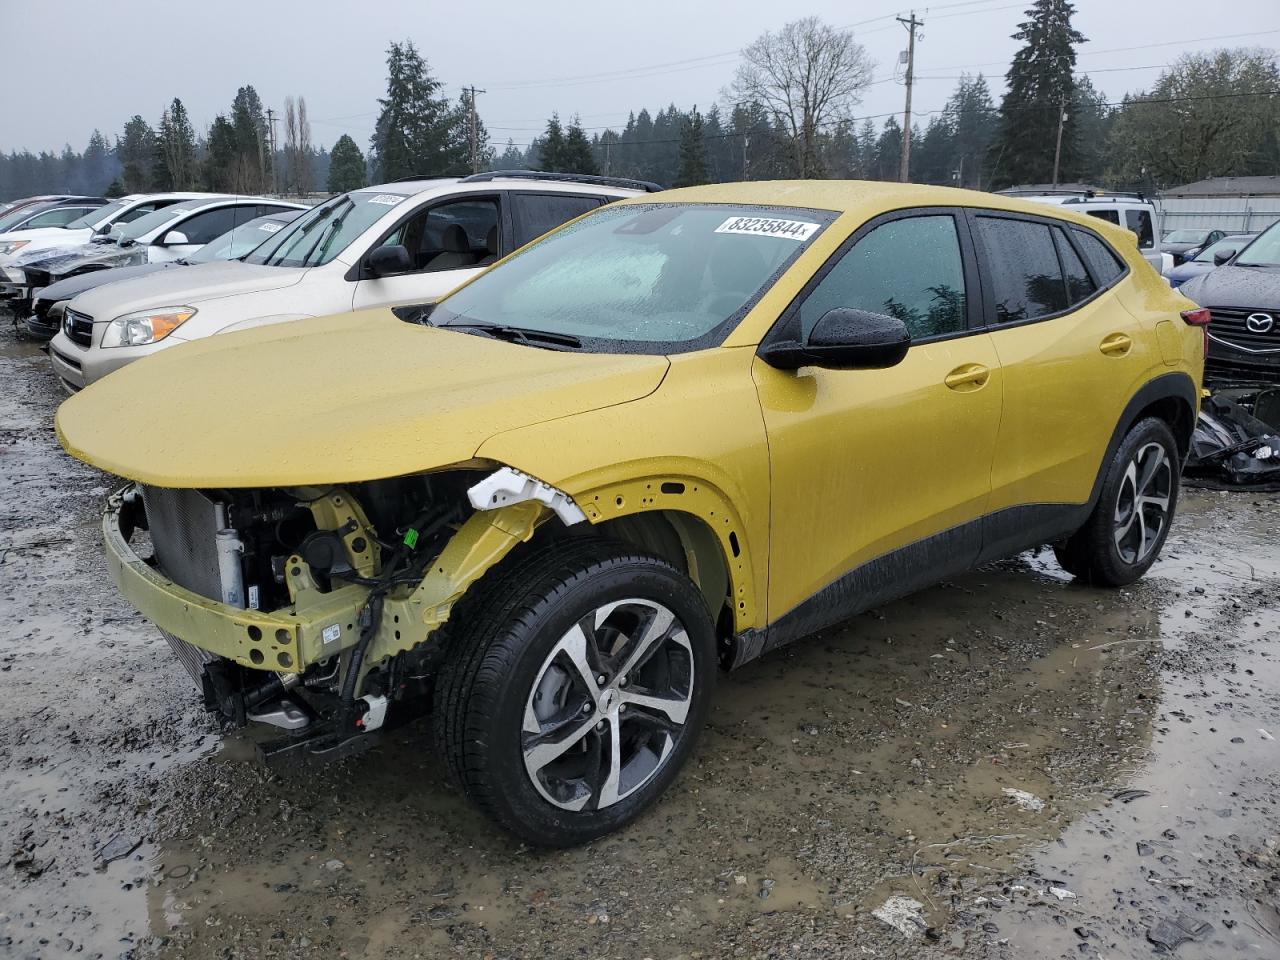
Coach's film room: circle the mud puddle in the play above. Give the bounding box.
[2,325,1280,958]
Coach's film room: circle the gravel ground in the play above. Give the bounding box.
[2,327,1280,959]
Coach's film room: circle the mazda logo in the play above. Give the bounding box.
[1247,312,1275,333]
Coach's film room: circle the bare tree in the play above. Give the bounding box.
[296,97,312,193]
[730,17,874,178]
[283,96,299,193]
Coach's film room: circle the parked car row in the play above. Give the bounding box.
[48,176,1206,845]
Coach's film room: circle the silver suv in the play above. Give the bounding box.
[48,173,659,392]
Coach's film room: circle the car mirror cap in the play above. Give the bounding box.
[161,230,189,246]
[761,308,911,371]
[1212,249,1236,266]
[366,244,414,278]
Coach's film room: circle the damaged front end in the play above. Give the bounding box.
[105,466,575,759]
[1186,388,1280,489]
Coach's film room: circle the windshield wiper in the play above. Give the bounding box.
[447,322,583,351]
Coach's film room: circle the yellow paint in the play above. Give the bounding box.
[67,180,1204,668]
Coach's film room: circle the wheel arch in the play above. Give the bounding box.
[1090,371,1198,509]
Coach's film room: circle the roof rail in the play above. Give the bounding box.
[460,170,663,193]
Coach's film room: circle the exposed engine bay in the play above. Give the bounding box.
[112,468,533,760]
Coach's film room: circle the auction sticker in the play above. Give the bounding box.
[368,194,404,206]
[715,216,819,241]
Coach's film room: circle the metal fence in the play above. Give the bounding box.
[1156,196,1280,235]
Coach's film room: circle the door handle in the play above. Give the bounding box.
[1099,333,1133,357]
[944,363,991,391]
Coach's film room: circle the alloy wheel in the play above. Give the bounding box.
[1113,441,1173,565]
[522,598,695,812]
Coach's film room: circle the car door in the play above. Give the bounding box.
[973,211,1156,555]
[350,194,504,309]
[752,208,1003,640]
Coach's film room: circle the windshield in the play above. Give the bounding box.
[112,202,201,242]
[1165,229,1210,244]
[1236,222,1280,268]
[244,191,407,267]
[1193,237,1248,263]
[66,198,126,230]
[433,203,832,353]
[189,215,296,263]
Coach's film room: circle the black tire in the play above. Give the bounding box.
[432,538,717,846]
[1054,416,1180,586]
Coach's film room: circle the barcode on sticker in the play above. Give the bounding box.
[715,216,819,241]
[322,624,341,647]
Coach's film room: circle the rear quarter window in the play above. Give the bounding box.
[1072,230,1126,287]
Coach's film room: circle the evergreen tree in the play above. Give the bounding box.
[874,117,903,181]
[327,134,367,192]
[105,178,126,198]
[537,114,567,171]
[991,0,1086,187]
[118,115,156,192]
[675,107,709,187]
[946,74,999,188]
[82,130,116,194]
[494,138,527,170]
[156,98,198,191]
[230,85,270,191]
[371,40,468,181]
[204,115,239,191]
[561,117,598,175]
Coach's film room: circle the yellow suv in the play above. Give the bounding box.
[57,181,1205,845]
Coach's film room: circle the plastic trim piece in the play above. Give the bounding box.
[468,466,587,525]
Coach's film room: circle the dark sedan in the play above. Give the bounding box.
[1180,221,1280,384]
[1162,228,1226,266]
[24,211,303,340]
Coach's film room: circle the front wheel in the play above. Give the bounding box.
[432,539,717,846]
[1054,416,1180,586]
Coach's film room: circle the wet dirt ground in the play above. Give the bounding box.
[3,326,1280,960]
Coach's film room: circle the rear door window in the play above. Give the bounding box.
[171,206,240,245]
[975,216,1068,323]
[798,214,968,341]
[511,193,603,249]
[1086,210,1119,226]
[1072,230,1125,286]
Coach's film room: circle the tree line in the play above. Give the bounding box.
[3,2,1278,204]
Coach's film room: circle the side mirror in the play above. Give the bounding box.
[1212,248,1236,267]
[366,244,413,278]
[161,230,189,246]
[760,308,911,371]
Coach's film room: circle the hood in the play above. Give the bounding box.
[1179,264,1280,309]
[37,261,173,305]
[1165,261,1213,287]
[56,310,670,488]
[0,227,92,259]
[20,240,144,275]
[1163,242,1201,255]
[65,260,306,321]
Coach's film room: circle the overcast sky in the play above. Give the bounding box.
[5,0,1279,155]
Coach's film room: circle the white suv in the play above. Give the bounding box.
[1011,191,1166,274]
[49,173,657,392]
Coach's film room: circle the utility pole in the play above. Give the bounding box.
[742,132,750,181]
[896,12,922,183]
[264,107,278,195]
[604,135,612,175]
[1051,96,1068,187]
[465,85,486,174]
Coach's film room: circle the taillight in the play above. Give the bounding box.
[1181,307,1211,354]
[1180,308,1212,326]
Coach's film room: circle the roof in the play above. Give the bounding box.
[618,179,1131,228]
[1160,176,1280,198]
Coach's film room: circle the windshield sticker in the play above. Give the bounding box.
[368,194,404,206]
[715,216,819,241]
[258,223,283,233]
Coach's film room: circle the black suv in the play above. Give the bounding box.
[1181,220,1280,383]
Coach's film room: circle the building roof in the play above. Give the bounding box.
[1160,176,1280,198]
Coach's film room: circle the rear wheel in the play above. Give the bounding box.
[432,539,716,846]
[1054,417,1179,586]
